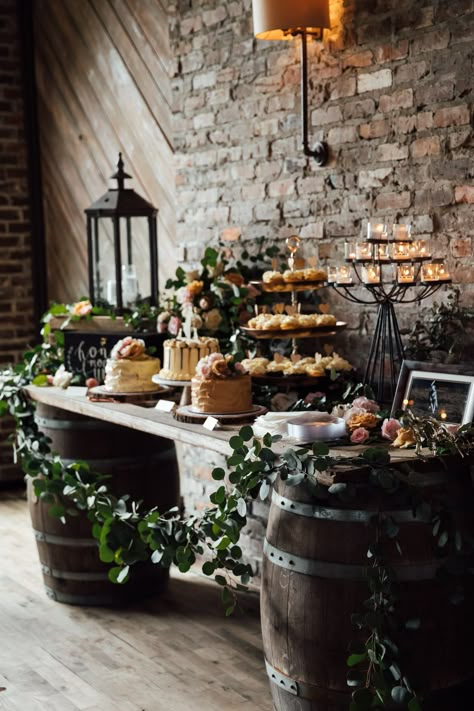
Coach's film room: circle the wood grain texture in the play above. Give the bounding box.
[261,471,474,710]
[0,488,272,711]
[34,0,176,304]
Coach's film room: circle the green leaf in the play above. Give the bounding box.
[351,688,375,707]
[237,498,247,517]
[229,435,244,450]
[391,686,410,704]
[362,448,391,466]
[214,574,226,586]
[32,374,49,386]
[408,696,423,711]
[347,670,364,687]
[347,652,367,667]
[438,531,449,547]
[99,544,115,563]
[108,566,129,584]
[239,425,253,441]
[48,503,66,519]
[202,561,215,576]
[329,482,347,495]
[212,467,226,480]
[312,442,329,456]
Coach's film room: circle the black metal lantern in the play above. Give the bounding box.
[84,153,159,313]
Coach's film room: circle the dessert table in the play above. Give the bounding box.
[24,384,419,463]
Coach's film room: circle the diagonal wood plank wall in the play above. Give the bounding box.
[34,0,175,304]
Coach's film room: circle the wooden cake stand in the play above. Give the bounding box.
[175,404,267,425]
[88,385,173,407]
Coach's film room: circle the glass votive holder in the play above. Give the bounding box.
[391,242,410,260]
[327,266,338,283]
[355,242,373,260]
[344,242,356,261]
[437,262,451,280]
[409,240,430,259]
[367,222,388,240]
[363,265,381,284]
[392,223,412,242]
[376,243,390,261]
[336,265,353,284]
[397,264,416,284]
[421,263,439,281]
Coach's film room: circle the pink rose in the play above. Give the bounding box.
[304,391,324,404]
[168,316,181,336]
[343,406,365,422]
[208,352,224,364]
[446,424,460,434]
[71,299,92,317]
[350,427,370,444]
[381,417,402,441]
[234,362,246,374]
[196,361,212,378]
[352,396,380,413]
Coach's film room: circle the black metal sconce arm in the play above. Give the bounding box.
[298,29,328,167]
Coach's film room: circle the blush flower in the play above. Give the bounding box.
[52,365,73,389]
[347,412,379,432]
[352,396,380,413]
[71,299,92,317]
[168,316,181,336]
[381,417,402,441]
[111,337,146,360]
[392,427,416,449]
[350,427,370,444]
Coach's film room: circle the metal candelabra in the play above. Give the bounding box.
[328,223,451,402]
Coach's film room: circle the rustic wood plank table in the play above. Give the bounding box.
[25,385,418,463]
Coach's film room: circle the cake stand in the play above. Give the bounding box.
[88,385,173,407]
[152,375,192,406]
[175,404,267,425]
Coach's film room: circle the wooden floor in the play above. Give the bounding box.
[0,485,272,711]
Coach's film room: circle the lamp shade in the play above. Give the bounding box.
[251,0,330,39]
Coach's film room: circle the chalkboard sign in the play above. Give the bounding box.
[63,332,166,383]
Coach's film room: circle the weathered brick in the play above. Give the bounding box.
[358,167,392,189]
[268,179,295,198]
[411,136,441,158]
[358,68,392,94]
[376,143,409,161]
[311,104,343,126]
[328,125,358,144]
[330,75,357,99]
[434,105,471,127]
[391,115,417,134]
[359,119,390,139]
[342,50,373,68]
[374,40,409,64]
[379,88,413,113]
[450,237,472,258]
[455,185,474,203]
[411,28,450,54]
[375,191,411,211]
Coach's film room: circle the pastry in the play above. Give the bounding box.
[283,269,307,282]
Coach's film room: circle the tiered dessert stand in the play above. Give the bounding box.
[329,222,451,400]
[242,236,347,388]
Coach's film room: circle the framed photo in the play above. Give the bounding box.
[391,361,474,425]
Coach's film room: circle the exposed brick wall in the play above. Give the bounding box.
[169,0,474,581]
[169,0,474,362]
[0,0,36,481]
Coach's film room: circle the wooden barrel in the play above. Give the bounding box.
[28,403,179,605]
[261,461,474,710]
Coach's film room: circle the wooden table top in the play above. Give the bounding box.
[25,385,419,463]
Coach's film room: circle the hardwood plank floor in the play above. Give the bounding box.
[0,486,272,711]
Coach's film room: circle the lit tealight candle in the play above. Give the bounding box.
[327,266,338,283]
[355,242,373,260]
[397,264,415,283]
[421,263,439,281]
[377,244,390,261]
[344,242,356,261]
[336,265,353,284]
[391,242,410,260]
[393,224,412,241]
[363,265,381,284]
[437,262,450,280]
[367,222,388,240]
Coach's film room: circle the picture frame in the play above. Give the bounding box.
[391,361,474,425]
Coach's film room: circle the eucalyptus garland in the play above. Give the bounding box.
[1,343,474,709]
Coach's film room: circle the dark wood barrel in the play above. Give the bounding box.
[261,461,474,710]
[28,403,179,606]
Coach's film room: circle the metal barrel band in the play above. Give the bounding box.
[263,539,441,581]
[271,489,425,523]
[41,564,109,581]
[265,659,348,703]
[33,528,98,547]
[44,585,117,605]
[34,415,117,431]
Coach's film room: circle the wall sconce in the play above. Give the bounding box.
[251,0,331,166]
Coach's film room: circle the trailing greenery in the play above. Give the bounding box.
[1,340,474,709]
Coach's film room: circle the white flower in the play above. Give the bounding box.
[52,365,73,389]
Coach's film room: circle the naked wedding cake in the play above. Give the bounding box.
[104,337,161,393]
[158,336,219,381]
[191,353,252,414]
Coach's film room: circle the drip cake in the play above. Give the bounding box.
[104,337,161,393]
[191,353,252,414]
[159,336,219,381]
